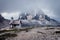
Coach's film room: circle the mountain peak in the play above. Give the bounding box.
[18,11,60,26]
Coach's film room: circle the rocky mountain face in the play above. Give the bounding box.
[19,11,60,27]
[45,15,60,26]
[0,14,10,28]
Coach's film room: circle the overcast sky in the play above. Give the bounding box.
[0,0,60,21]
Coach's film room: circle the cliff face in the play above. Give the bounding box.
[0,14,10,28]
[0,14,5,23]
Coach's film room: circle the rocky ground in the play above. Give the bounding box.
[6,27,60,40]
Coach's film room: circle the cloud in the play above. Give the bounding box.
[1,12,20,20]
[0,0,60,21]
[42,9,56,18]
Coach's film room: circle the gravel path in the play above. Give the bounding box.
[6,27,60,40]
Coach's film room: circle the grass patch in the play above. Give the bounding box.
[19,27,33,32]
[0,33,17,40]
[45,27,55,30]
[0,27,33,34]
[0,29,19,34]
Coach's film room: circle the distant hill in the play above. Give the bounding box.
[0,14,10,28]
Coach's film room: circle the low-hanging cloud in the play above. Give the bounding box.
[0,0,60,21]
[1,12,20,19]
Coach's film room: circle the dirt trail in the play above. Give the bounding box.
[6,27,60,40]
